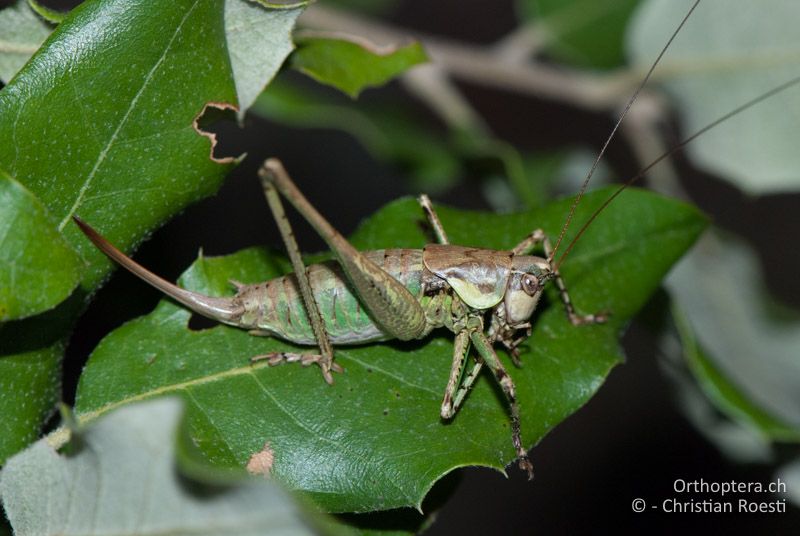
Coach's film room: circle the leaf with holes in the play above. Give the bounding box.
[73,187,705,512]
[0,0,298,466]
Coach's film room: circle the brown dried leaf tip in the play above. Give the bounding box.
[246,442,274,478]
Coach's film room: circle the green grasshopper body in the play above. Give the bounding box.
[75,160,604,478]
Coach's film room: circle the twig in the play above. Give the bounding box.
[299,5,640,112]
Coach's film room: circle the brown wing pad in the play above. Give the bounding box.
[423,244,513,310]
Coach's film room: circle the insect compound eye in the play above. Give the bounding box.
[521,274,539,296]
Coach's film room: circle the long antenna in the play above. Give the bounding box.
[547,0,701,264]
[553,73,800,271]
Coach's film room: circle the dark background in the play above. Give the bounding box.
[7,0,800,534]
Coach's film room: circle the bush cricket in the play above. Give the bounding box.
[73,0,800,479]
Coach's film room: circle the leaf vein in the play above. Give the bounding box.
[57,0,201,230]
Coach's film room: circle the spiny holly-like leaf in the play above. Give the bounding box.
[291,33,427,98]
[74,187,705,512]
[0,398,329,536]
[0,0,52,84]
[628,0,800,194]
[0,173,80,321]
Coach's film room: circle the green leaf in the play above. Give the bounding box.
[0,0,52,84]
[254,80,461,193]
[517,0,640,69]
[74,187,705,512]
[0,0,242,466]
[0,296,80,465]
[291,34,427,98]
[225,0,306,118]
[0,346,62,466]
[666,231,800,439]
[0,0,238,291]
[0,398,329,535]
[628,0,800,193]
[0,173,80,321]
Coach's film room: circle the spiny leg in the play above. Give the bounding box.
[448,359,484,415]
[418,194,449,245]
[261,159,427,342]
[421,196,491,417]
[514,229,607,325]
[251,351,343,373]
[469,328,533,479]
[419,195,490,409]
[440,330,471,419]
[258,169,337,384]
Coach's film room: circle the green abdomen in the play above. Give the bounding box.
[235,249,426,345]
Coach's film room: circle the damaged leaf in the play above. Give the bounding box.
[0,0,238,466]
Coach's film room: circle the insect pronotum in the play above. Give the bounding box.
[74,0,800,478]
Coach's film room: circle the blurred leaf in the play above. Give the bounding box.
[25,0,66,24]
[482,151,566,211]
[225,0,305,118]
[254,80,461,192]
[666,231,800,438]
[777,457,800,507]
[628,0,800,193]
[74,188,704,512]
[319,0,398,16]
[517,0,640,69]
[672,303,800,442]
[0,0,52,83]
[291,34,427,98]
[0,173,80,321]
[0,398,328,535]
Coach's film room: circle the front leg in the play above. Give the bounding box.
[440,330,470,419]
[470,327,533,479]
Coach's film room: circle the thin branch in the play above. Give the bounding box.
[299,5,640,112]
